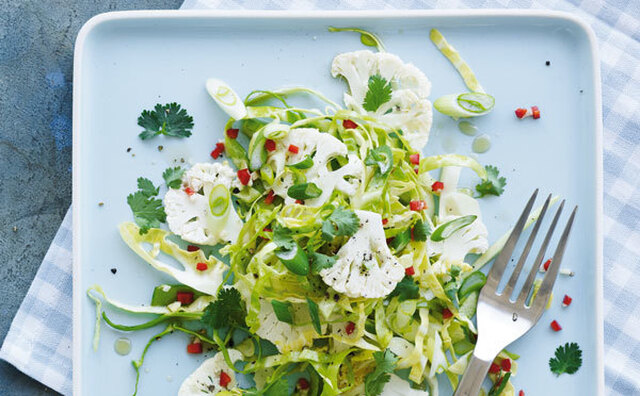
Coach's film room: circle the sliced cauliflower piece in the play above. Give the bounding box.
[331,50,433,151]
[164,161,243,245]
[320,210,404,298]
[255,299,317,353]
[381,374,430,396]
[269,128,364,207]
[178,349,243,396]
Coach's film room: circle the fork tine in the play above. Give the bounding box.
[502,194,552,299]
[484,189,539,292]
[530,206,578,314]
[516,200,565,306]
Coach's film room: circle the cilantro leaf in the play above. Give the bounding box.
[201,287,246,330]
[475,165,507,197]
[363,75,392,112]
[310,251,337,274]
[127,191,166,234]
[549,342,582,375]
[389,276,420,301]
[137,102,194,140]
[271,300,294,324]
[321,207,360,241]
[364,349,398,396]
[137,177,159,197]
[162,167,184,189]
[273,224,296,252]
[412,219,431,242]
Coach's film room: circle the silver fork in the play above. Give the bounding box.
[454,190,577,396]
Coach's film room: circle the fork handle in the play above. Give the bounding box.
[453,353,493,396]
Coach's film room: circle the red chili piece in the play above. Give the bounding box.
[295,199,304,205]
[515,108,528,119]
[342,119,358,129]
[196,262,208,271]
[288,144,299,154]
[265,139,276,152]
[226,128,239,139]
[176,291,194,305]
[382,218,388,225]
[297,378,310,390]
[405,266,415,276]
[409,200,427,211]
[550,320,562,332]
[431,181,444,192]
[219,371,231,388]
[500,358,511,372]
[210,142,226,159]
[489,362,501,374]
[264,190,275,205]
[543,258,551,272]
[531,106,541,119]
[519,391,525,396]
[345,321,356,335]
[442,308,453,320]
[186,342,202,354]
[186,245,200,252]
[410,227,415,241]
[414,167,419,174]
[237,168,251,185]
[184,187,195,196]
[410,153,420,165]
[563,294,573,307]
[263,227,272,232]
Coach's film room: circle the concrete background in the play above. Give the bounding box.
[0,1,182,394]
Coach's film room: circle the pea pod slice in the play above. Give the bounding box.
[208,184,230,217]
[275,243,309,276]
[458,271,487,300]
[430,215,477,242]
[288,155,314,170]
[287,182,322,201]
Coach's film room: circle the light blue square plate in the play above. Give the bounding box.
[73,10,603,396]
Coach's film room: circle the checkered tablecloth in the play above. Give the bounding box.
[1,0,638,395]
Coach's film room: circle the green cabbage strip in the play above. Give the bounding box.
[472,196,560,272]
[328,26,386,52]
[245,87,342,110]
[419,154,487,180]
[132,325,174,396]
[429,29,484,93]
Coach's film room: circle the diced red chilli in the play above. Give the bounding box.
[184,187,195,196]
[501,358,511,372]
[410,227,415,241]
[237,169,251,185]
[219,371,231,388]
[264,190,275,205]
[210,147,223,159]
[515,108,528,119]
[386,237,394,245]
[431,181,444,192]
[489,362,501,374]
[186,245,200,252]
[226,128,239,139]
[442,308,453,320]
[410,153,420,165]
[342,119,358,129]
[186,342,202,354]
[382,218,388,225]
[563,294,573,307]
[295,199,304,205]
[519,391,525,396]
[405,266,415,276]
[176,291,194,305]
[196,262,208,271]
[550,320,562,332]
[410,200,426,211]
[531,106,541,119]
[345,321,356,335]
[265,139,276,152]
[288,144,299,154]
[543,258,551,272]
[414,167,419,174]
[297,378,310,390]
[263,227,272,232]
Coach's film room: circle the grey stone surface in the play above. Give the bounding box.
[0,1,182,394]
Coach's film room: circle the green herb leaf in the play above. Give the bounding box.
[137,177,160,197]
[363,75,392,112]
[127,191,166,234]
[475,165,507,197]
[162,167,184,189]
[272,224,296,251]
[364,349,398,396]
[273,225,309,276]
[412,219,431,242]
[137,102,194,140]
[431,215,477,242]
[287,182,322,200]
[201,287,246,330]
[389,276,420,301]
[288,155,314,170]
[271,300,294,324]
[310,252,337,274]
[365,145,393,176]
[321,207,360,241]
[307,298,322,334]
[549,342,583,375]
[389,228,411,253]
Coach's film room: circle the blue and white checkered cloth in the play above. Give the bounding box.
[1,0,639,395]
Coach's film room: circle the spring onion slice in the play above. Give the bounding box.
[328,26,386,52]
[429,29,484,93]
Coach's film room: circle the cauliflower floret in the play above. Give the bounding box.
[320,210,404,298]
[269,128,364,207]
[331,50,433,151]
[255,299,318,353]
[164,162,243,246]
[178,349,242,395]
